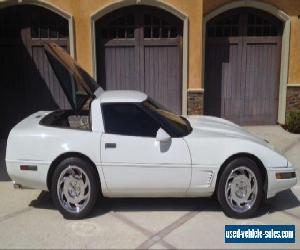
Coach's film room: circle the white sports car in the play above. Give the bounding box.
[6,43,297,219]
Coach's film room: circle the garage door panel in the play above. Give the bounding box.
[99,46,138,91]
[166,46,181,114]
[204,43,226,117]
[222,41,244,123]
[243,42,281,124]
[96,6,183,114]
[205,41,243,122]
[0,5,70,138]
[205,8,282,125]
[0,45,28,137]
[31,46,70,111]
[144,45,181,113]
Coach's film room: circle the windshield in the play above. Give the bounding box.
[143,99,192,137]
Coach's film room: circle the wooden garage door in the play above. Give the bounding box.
[96,6,183,114]
[0,5,70,138]
[204,8,282,125]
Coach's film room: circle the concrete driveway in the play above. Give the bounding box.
[0,126,300,249]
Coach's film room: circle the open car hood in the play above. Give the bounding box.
[45,43,101,113]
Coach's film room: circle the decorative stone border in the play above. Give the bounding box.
[286,86,300,113]
[187,89,204,115]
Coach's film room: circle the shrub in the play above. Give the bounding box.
[286,111,300,134]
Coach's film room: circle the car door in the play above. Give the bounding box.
[100,103,191,197]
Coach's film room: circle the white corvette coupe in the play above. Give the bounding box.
[6,44,297,219]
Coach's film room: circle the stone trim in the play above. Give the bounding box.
[286,86,300,113]
[187,91,203,115]
[187,88,204,93]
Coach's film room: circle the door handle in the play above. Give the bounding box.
[105,143,116,149]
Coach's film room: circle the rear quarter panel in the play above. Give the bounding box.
[6,124,102,191]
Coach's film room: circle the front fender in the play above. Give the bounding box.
[186,136,288,169]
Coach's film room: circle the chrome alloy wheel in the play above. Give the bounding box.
[225,166,258,213]
[57,165,91,214]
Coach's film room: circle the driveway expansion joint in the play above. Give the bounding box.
[136,210,199,249]
[282,137,300,154]
[111,211,177,249]
[0,207,32,224]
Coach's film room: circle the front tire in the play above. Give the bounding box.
[217,157,263,218]
[51,157,99,219]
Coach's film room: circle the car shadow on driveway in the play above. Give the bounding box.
[266,189,300,214]
[29,189,300,219]
[29,191,221,216]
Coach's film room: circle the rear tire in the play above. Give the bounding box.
[51,157,99,219]
[217,157,263,218]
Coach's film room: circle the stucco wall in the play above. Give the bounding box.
[203,0,300,86]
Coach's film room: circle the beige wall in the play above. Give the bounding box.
[203,0,300,86]
[288,15,300,84]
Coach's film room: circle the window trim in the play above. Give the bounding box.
[141,101,192,137]
[101,101,192,138]
[101,102,163,138]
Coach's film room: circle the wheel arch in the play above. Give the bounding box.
[47,152,101,192]
[215,153,268,198]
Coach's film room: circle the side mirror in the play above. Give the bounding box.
[156,128,171,142]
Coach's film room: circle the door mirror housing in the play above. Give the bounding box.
[156,128,171,142]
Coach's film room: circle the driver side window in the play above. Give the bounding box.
[102,103,160,137]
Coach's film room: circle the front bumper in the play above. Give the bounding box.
[267,166,297,199]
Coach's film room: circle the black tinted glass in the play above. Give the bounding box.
[102,103,160,137]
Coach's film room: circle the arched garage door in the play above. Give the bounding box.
[95,6,183,114]
[204,8,282,125]
[0,5,70,138]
